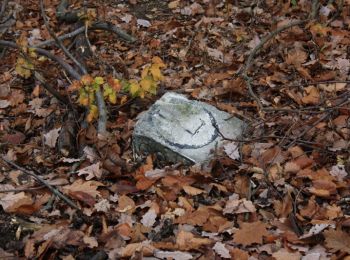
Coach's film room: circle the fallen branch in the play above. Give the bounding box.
[33,22,136,48]
[0,155,80,210]
[40,0,87,75]
[287,112,330,148]
[34,71,70,104]
[55,0,135,42]
[0,185,45,193]
[0,0,8,19]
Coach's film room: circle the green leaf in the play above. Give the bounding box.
[94,76,104,85]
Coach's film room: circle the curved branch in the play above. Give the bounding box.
[40,0,87,75]
[33,22,136,48]
[1,155,80,210]
[0,0,8,19]
[92,22,136,43]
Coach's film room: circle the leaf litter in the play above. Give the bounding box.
[0,0,349,259]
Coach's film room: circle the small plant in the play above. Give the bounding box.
[68,56,166,122]
[15,36,38,79]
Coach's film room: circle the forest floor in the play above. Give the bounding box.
[0,0,350,259]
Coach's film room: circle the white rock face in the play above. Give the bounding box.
[133,92,245,165]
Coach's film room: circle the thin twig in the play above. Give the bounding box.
[34,22,136,48]
[285,80,350,89]
[0,155,80,210]
[40,0,87,75]
[287,112,330,148]
[81,12,109,135]
[95,89,107,134]
[34,71,69,104]
[0,185,45,193]
[0,0,8,19]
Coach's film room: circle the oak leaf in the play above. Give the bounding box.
[176,230,212,250]
[0,192,33,213]
[233,221,269,246]
[77,162,102,180]
[213,242,230,259]
[154,250,192,260]
[63,179,103,206]
[182,185,205,196]
[301,86,320,105]
[117,195,136,214]
[324,229,350,254]
[44,128,61,148]
[272,248,301,260]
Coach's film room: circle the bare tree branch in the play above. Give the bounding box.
[1,155,80,210]
[40,0,87,75]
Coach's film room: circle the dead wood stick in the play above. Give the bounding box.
[0,185,45,193]
[0,0,8,19]
[0,155,80,210]
[40,0,87,75]
[33,22,136,48]
[34,71,70,104]
[42,0,108,134]
[287,112,330,148]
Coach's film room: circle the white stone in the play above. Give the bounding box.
[133,92,244,165]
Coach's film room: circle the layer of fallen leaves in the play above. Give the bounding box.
[0,0,349,259]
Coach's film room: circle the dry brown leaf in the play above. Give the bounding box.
[324,229,350,254]
[63,179,102,198]
[117,195,136,214]
[182,185,205,196]
[319,82,347,92]
[213,242,230,258]
[44,128,61,148]
[176,230,212,250]
[176,207,210,226]
[309,179,337,198]
[77,162,103,180]
[272,248,301,260]
[301,86,320,105]
[0,192,33,213]
[83,236,98,248]
[63,179,103,206]
[115,241,155,258]
[233,221,269,246]
[286,48,308,66]
[230,248,249,260]
[223,198,256,214]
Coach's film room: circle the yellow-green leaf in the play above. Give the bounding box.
[140,77,154,91]
[152,56,166,68]
[87,105,98,122]
[108,92,117,104]
[150,64,163,81]
[28,48,37,58]
[81,75,94,85]
[94,76,104,85]
[141,66,150,79]
[78,91,89,106]
[15,57,33,79]
[129,81,140,96]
